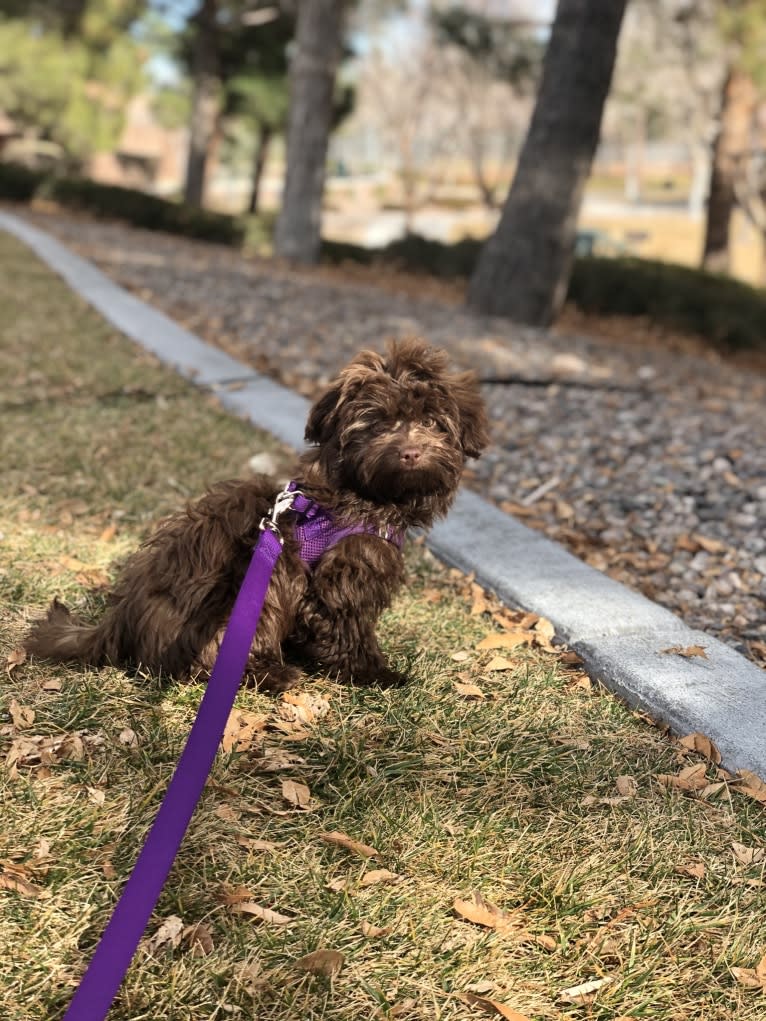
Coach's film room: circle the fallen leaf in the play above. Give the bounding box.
[9,699,35,730]
[678,732,721,763]
[360,869,403,887]
[41,677,63,692]
[661,645,708,659]
[86,786,106,807]
[319,831,379,858]
[694,534,728,554]
[360,920,393,937]
[221,708,267,754]
[422,587,443,603]
[235,837,280,852]
[118,727,138,748]
[559,650,584,666]
[731,956,766,990]
[732,842,765,867]
[99,523,118,542]
[676,862,706,880]
[615,775,638,798]
[0,872,50,898]
[282,779,311,809]
[656,762,709,792]
[485,656,514,672]
[534,617,555,642]
[736,770,766,803]
[453,892,511,931]
[295,949,344,977]
[214,804,241,823]
[230,901,294,925]
[461,993,532,1020]
[568,673,593,693]
[326,877,351,893]
[454,681,485,699]
[5,647,27,673]
[182,921,215,957]
[451,651,470,662]
[147,915,185,952]
[102,861,117,880]
[475,633,529,651]
[559,976,613,1004]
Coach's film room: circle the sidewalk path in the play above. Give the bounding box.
[3,208,765,778]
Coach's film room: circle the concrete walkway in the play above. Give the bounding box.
[3,210,764,778]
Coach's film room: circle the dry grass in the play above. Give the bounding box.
[2,230,766,1021]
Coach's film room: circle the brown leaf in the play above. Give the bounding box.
[221,708,267,754]
[360,920,394,937]
[319,831,379,858]
[86,786,106,807]
[454,681,485,699]
[41,677,63,692]
[8,699,35,730]
[182,921,215,957]
[678,732,721,764]
[559,976,613,1004]
[732,842,765,867]
[281,779,311,809]
[99,523,118,542]
[326,877,351,893]
[615,775,638,798]
[661,645,708,659]
[5,647,27,673]
[732,963,766,990]
[360,869,403,887]
[295,949,344,977]
[461,993,532,1020]
[736,769,766,803]
[235,837,281,852]
[230,901,294,925]
[450,651,471,662]
[118,727,139,748]
[676,862,706,880]
[656,762,709,792]
[0,872,50,899]
[453,892,511,931]
[475,632,529,651]
[534,617,555,642]
[147,915,185,951]
[485,656,514,672]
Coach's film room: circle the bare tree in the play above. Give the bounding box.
[274,0,349,263]
[467,0,628,326]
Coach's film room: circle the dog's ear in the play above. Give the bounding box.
[305,383,343,445]
[452,372,490,458]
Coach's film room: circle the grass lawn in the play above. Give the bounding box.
[2,229,766,1021]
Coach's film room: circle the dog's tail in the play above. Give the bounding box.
[25,598,113,666]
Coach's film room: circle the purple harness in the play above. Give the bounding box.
[287,481,404,566]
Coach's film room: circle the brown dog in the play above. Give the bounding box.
[25,339,489,691]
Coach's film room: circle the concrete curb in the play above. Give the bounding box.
[3,211,764,777]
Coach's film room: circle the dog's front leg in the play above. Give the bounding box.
[297,535,408,687]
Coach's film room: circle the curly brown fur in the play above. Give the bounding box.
[25,339,489,691]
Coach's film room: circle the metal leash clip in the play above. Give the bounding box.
[259,487,304,544]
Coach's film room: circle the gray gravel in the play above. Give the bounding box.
[18,209,766,668]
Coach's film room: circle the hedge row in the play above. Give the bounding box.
[324,236,766,351]
[3,161,765,350]
[0,162,245,246]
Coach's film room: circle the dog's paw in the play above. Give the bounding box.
[352,665,409,689]
[247,661,303,693]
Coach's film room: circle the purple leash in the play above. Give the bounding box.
[63,488,308,1021]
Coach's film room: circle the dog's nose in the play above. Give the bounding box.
[400,446,422,466]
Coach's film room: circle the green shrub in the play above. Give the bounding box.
[324,232,766,352]
[43,177,246,246]
[568,256,766,350]
[0,164,246,246]
[0,162,46,201]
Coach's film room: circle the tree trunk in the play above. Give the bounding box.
[467,0,628,325]
[274,0,348,263]
[701,68,756,273]
[249,124,273,215]
[183,0,220,209]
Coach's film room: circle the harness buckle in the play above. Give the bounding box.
[258,487,305,545]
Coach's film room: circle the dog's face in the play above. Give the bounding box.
[305,339,489,506]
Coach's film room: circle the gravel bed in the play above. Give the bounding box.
[17,208,766,668]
